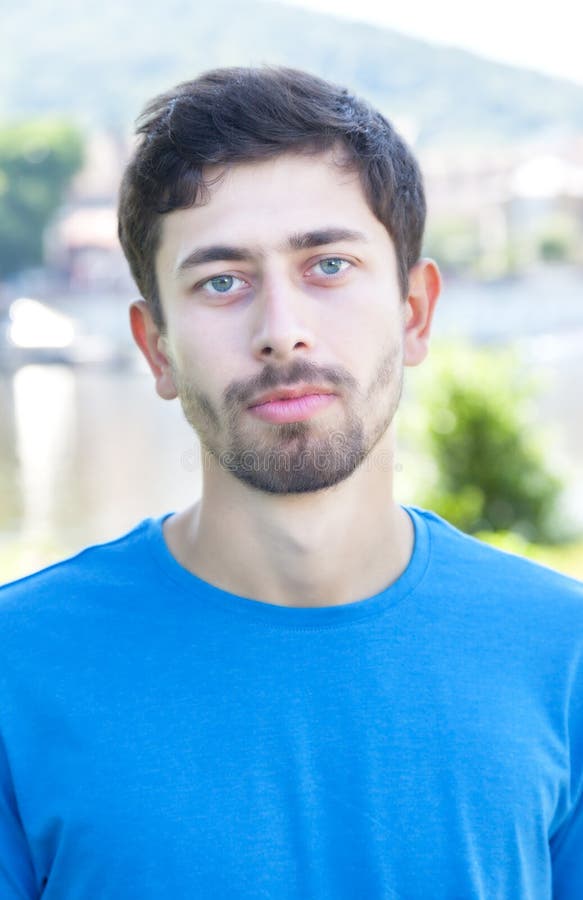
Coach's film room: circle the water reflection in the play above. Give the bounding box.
[0,377,20,531]
[13,365,76,545]
[2,365,202,581]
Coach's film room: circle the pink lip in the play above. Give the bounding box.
[248,392,337,423]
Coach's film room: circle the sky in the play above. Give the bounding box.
[269,0,583,87]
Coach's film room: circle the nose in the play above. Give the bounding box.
[250,273,316,362]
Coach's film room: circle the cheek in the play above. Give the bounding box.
[170,334,240,408]
[167,311,220,371]
[324,302,396,368]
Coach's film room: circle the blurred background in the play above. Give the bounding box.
[1,0,582,582]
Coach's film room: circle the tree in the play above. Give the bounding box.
[0,119,83,278]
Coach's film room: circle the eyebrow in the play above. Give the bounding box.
[287,228,367,251]
[175,228,368,276]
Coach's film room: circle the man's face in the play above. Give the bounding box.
[152,150,411,494]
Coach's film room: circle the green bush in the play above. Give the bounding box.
[401,342,565,543]
[535,214,580,265]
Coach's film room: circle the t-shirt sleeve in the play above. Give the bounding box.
[0,734,38,899]
[551,643,583,898]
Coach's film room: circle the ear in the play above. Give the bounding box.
[129,300,178,400]
[402,259,441,367]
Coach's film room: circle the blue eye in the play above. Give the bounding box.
[209,275,235,292]
[315,258,350,276]
[201,274,246,295]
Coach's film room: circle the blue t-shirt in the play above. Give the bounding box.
[1,506,582,899]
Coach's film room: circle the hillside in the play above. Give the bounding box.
[2,0,583,145]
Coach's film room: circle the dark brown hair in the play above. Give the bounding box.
[118,66,426,329]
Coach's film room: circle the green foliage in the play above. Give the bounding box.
[0,119,83,277]
[535,214,580,264]
[402,343,565,543]
[539,236,568,262]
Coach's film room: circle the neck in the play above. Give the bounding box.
[163,426,414,608]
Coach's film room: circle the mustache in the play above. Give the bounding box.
[223,359,358,409]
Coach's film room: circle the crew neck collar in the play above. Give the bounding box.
[146,505,431,629]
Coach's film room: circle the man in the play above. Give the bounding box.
[1,67,582,899]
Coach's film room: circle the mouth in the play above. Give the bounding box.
[248,384,336,407]
[247,384,338,424]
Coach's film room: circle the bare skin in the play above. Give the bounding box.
[131,149,440,608]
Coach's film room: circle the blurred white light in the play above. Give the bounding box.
[8,298,75,349]
[512,156,583,199]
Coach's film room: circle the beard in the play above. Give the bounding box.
[172,343,403,495]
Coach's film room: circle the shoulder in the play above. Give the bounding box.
[0,517,166,621]
[409,505,583,618]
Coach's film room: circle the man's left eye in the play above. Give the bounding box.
[312,258,351,277]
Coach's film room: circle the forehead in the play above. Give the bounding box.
[155,150,390,273]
